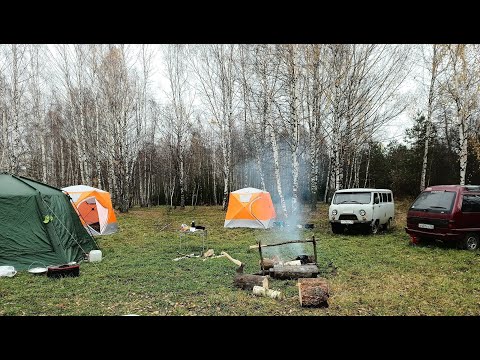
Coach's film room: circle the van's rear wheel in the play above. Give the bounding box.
[461,233,479,251]
[331,224,345,234]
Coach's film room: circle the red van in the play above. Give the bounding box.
[405,185,480,250]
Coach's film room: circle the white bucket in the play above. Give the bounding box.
[89,250,102,262]
[0,265,17,277]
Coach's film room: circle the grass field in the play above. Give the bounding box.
[1,199,480,316]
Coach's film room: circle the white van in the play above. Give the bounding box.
[329,188,394,234]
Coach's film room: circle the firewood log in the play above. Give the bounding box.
[234,274,269,290]
[298,278,329,307]
[269,264,319,279]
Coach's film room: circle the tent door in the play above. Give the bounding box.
[77,196,108,235]
[95,200,109,234]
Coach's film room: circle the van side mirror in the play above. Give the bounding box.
[374,198,379,204]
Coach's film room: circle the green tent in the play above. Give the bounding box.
[0,173,98,271]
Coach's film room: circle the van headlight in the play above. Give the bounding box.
[332,210,337,215]
[359,210,366,216]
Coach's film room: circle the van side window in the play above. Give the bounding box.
[461,194,480,212]
[373,193,379,204]
[387,193,392,202]
[382,193,387,202]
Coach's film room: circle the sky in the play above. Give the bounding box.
[102,44,426,147]
[151,44,426,146]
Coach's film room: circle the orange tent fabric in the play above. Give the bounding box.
[62,185,118,235]
[224,188,276,229]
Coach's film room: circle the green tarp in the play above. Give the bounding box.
[0,173,98,270]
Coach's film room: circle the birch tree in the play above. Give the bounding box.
[304,44,328,210]
[190,44,238,210]
[5,44,29,174]
[164,44,194,209]
[442,44,480,185]
[250,44,288,218]
[419,44,444,191]
[98,45,138,212]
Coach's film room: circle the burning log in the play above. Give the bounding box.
[269,264,319,280]
[283,260,302,266]
[295,255,315,264]
[252,285,282,300]
[259,258,275,270]
[298,278,329,307]
[234,275,269,290]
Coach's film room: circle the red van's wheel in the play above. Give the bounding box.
[461,233,479,251]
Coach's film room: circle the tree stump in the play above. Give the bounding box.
[298,278,329,307]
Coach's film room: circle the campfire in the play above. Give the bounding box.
[250,235,320,279]
[221,235,329,307]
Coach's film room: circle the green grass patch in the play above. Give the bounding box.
[1,201,479,316]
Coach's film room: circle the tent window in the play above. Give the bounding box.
[69,193,81,202]
[239,194,252,203]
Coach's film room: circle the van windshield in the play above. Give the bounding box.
[333,192,371,204]
[410,191,456,213]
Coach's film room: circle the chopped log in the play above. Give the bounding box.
[298,278,329,307]
[202,254,226,262]
[252,285,283,300]
[202,249,215,258]
[269,264,319,279]
[234,274,268,290]
[173,253,197,261]
[259,258,275,270]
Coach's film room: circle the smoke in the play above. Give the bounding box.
[255,206,315,263]
[236,146,314,262]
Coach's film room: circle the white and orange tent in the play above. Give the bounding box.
[62,185,118,236]
[224,187,276,229]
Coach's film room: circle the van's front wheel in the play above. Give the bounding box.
[331,223,345,234]
[371,220,379,235]
[461,233,479,251]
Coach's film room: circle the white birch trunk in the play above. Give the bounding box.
[10,45,22,173]
[179,154,185,208]
[270,125,288,219]
[1,111,8,171]
[364,143,371,188]
[420,45,440,192]
[323,157,331,203]
[459,115,468,185]
[41,135,47,182]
